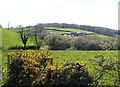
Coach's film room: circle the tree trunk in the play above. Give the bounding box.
[24,44,26,50]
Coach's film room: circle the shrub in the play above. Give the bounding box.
[72,36,118,50]
[72,36,89,50]
[90,54,119,85]
[32,61,93,86]
[4,51,93,86]
[87,40,101,50]
[4,51,53,86]
[46,34,71,50]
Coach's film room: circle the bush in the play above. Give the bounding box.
[4,51,93,86]
[72,36,89,50]
[87,40,101,50]
[72,36,118,50]
[4,51,53,86]
[32,61,93,86]
[46,34,71,50]
[90,54,119,85]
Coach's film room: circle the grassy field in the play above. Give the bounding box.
[0,29,34,49]
[46,27,95,34]
[1,29,23,49]
[2,50,118,70]
[1,27,118,72]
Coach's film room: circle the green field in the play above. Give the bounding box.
[0,29,34,49]
[2,50,118,70]
[1,27,118,70]
[46,27,95,34]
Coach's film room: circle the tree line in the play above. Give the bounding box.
[45,34,119,50]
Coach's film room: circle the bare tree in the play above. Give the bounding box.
[34,23,45,50]
[20,27,29,50]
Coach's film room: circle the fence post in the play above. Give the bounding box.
[7,55,10,69]
[50,58,53,65]
[48,58,53,65]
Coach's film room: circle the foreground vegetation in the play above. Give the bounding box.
[2,50,119,86]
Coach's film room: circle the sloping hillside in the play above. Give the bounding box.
[1,29,34,49]
[44,23,119,37]
[45,27,110,38]
[10,26,112,38]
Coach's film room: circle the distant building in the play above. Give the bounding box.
[48,32,53,34]
[59,32,86,36]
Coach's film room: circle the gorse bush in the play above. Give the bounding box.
[3,51,119,86]
[4,51,93,86]
[32,61,93,86]
[4,51,53,86]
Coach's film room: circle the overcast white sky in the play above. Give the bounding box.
[0,0,119,29]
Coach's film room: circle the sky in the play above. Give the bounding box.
[0,0,119,29]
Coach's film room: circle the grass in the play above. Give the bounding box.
[1,29,34,49]
[1,29,23,49]
[0,28,1,41]
[49,50,118,71]
[46,27,95,34]
[2,50,118,70]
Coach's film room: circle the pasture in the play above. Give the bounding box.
[0,29,34,49]
[2,50,118,68]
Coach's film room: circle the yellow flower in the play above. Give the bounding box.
[75,61,86,68]
[30,74,33,77]
[73,65,76,68]
[107,63,110,66]
[9,52,16,56]
[48,65,57,70]
[32,50,35,53]
[79,61,86,67]
[24,61,28,65]
[27,64,32,67]
[35,67,40,71]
